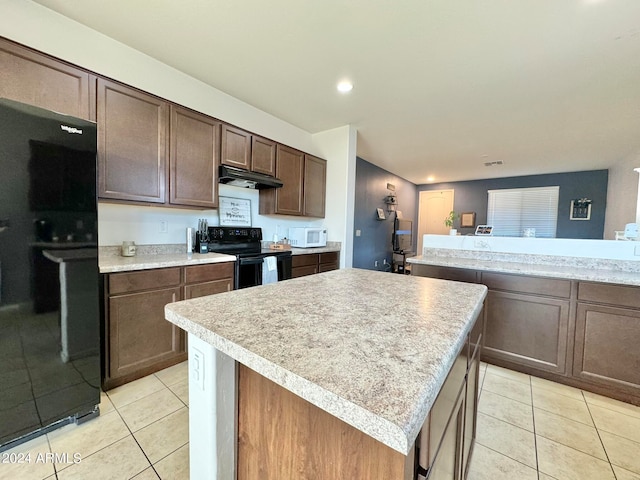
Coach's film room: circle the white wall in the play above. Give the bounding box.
[1,0,354,252]
[604,150,640,239]
[312,125,357,267]
[422,234,640,261]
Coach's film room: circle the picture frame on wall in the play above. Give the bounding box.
[460,212,476,228]
[475,225,493,236]
[219,197,251,226]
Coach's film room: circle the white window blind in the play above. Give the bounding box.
[487,186,559,238]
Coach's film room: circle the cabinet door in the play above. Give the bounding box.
[427,389,464,480]
[97,78,168,203]
[274,144,304,215]
[0,39,91,119]
[251,135,276,176]
[574,303,640,392]
[108,286,184,380]
[170,106,220,208]
[462,342,481,479]
[303,154,326,218]
[292,265,318,278]
[221,124,251,170]
[483,291,570,374]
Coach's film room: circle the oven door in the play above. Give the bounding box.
[236,254,292,289]
[236,255,262,290]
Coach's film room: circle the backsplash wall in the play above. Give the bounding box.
[98,184,324,246]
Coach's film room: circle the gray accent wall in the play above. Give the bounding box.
[353,157,417,271]
[417,170,608,239]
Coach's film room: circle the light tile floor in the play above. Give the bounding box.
[0,361,189,480]
[3,360,640,480]
[468,362,640,480]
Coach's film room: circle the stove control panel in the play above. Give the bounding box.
[207,226,262,242]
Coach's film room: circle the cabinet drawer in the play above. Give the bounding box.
[318,263,338,273]
[109,267,181,295]
[185,279,233,299]
[292,265,317,278]
[481,272,571,298]
[319,251,338,265]
[292,254,319,268]
[578,282,640,309]
[184,262,234,284]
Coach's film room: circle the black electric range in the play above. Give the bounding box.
[204,226,292,289]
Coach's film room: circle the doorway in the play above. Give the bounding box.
[417,189,454,254]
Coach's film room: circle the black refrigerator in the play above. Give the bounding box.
[0,98,100,451]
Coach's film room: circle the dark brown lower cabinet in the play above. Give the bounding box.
[292,251,340,278]
[108,286,183,385]
[484,290,570,374]
[418,321,481,480]
[104,262,234,389]
[412,264,640,404]
[574,303,640,391]
[462,339,481,479]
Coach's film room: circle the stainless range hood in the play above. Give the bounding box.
[219,165,283,189]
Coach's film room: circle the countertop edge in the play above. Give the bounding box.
[99,253,236,273]
[406,255,640,287]
[165,307,413,454]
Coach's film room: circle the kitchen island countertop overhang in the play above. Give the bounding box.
[164,268,487,456]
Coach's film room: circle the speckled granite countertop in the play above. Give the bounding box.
[407,249,640,287]
[99,244,235,273]
[165,268,487,455]
[99,242,341,273]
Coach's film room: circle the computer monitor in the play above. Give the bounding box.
[393,218,413,253]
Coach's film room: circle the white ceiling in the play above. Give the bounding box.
[33,0,640,184]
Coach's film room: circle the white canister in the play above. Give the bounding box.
[121,241,137,257]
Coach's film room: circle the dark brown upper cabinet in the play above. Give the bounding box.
[221,125,277,177]
[259,145,327,217]
[0,38,92,120]
[251,135,276,176]
[303,154,326,218]
[97,78,169,204]
[170,105,220,209]
[260,145,305,216]
[221,124,251,170]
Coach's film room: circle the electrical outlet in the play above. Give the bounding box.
[355,229,361,237]
[160,220,168,233]
[374,260,379,268]
[474,238,490,249]
[383,259,388,265]
[191,347,205,391]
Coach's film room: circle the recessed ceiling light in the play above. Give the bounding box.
[427,176,435,182]
[337,81,353,93]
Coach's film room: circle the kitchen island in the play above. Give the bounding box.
[165,268,487,479]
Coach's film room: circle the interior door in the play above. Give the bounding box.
[417,190,454,254]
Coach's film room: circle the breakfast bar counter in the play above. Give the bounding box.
[165,268,487,479]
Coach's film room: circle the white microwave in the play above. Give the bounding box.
[288,227,327,248]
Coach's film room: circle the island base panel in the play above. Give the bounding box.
[187,334,236,480]
[237,364,415,480]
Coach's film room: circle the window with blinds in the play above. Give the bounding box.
[487,186,559,238]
